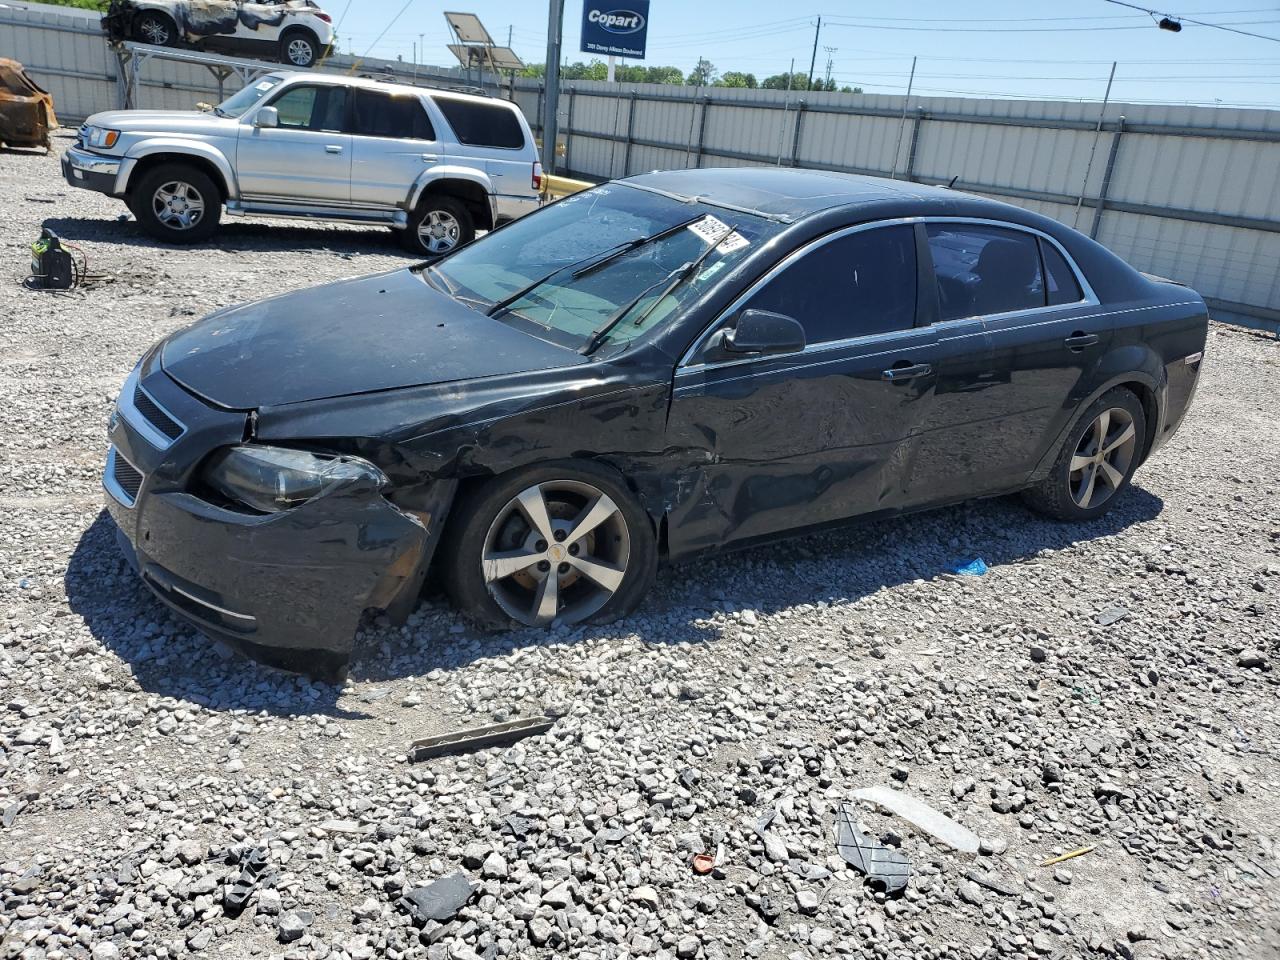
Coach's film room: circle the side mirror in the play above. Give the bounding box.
[720,309,806,356]
[254,106,279,129]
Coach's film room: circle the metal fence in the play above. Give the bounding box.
[3,1,1277,330]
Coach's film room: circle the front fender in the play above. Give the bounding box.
[406,165,494,210]
[121,140,239,199]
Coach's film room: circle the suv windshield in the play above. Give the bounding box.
[214,76,284,118]
[431,185,780,352]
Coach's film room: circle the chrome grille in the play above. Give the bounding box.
[133,383,184,441]
[105,447,144,507]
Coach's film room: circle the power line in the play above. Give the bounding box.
[1102,1,1280,42]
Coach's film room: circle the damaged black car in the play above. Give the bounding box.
[103,168,1208,677]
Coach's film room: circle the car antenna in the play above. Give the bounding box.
[947,175,960,189]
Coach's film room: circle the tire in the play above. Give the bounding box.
[442,461,658,630]
[128,163,222,244]
[134,11,177,46]
[279,30,320,68]
[400,195,475,256]
[1022,387,1147,521]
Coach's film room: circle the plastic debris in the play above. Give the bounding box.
[691,852,714,874]
[952,557,989,576]
[850,786,981,854]
[834,803,911,894]
[1039,845,1095,867]
[224,846,273,914]
[410,715,555,761]
[396,871,474,923]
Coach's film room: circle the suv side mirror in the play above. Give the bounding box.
[720,309,806,356]
[254,106,279,129]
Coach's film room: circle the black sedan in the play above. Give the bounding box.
[103,168,1208,677]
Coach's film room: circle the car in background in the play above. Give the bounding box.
[103,0,334,68]
[61,72,542,255]
[100,168,1208,678]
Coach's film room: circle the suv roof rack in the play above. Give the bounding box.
[359,71,490,97]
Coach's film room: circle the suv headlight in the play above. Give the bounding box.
[84,126,120,149]
[203,445,387,514]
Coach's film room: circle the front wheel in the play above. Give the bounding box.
[134,11,177,46]
[400,195,475,256]
[280,30,320,68]
[1022,387,1147,521]
[128,164,221,244]
[442,463,658,629]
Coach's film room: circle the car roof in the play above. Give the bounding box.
[623,167,984,221]
[274,71,516,109]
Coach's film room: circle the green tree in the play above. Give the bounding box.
[716,71,757,89]
[645,65,685,84]
[686,58,717,86]
[31,0,106,9]
[761,72,811,91]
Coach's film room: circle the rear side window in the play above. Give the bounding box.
[744,224,918,344]
[268,85,346,132]
[352,89,436,140]
[432,97,525,149]
[926,224,1044,321]
[1041,239,1085,305]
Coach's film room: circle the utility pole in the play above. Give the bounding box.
[823,46,836,89]
[806,16,821,91]
[412,41,417,80]
[541,0,565,174]
[507,25,512,46]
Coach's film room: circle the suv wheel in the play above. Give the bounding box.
[280,30,320,68]
[134,11,177,46]
[1022,387,1147,521]
[401,196,475,256]
[129,164,221,244]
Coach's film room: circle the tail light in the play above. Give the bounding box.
[315,12,332,22]
[532,160,543,192]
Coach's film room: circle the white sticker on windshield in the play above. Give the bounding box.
[688,215,749,253]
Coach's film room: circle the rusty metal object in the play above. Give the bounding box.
[0,60,58,151]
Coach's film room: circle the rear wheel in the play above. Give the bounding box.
[443,462,657,629]
[134,11,177,46]
[129,163,221,244]
[280,30,320,68]
[1022,387,1146,521]
[400,195,475,256]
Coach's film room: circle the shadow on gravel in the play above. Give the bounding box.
[66,485,1164,711]
[40,215,416,259]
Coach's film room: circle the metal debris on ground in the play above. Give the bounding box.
[1039,845,1096,867]
[834,803,911,894]
[850,786,981,854]
[0,59,58,151]
[396,871,474,923]
[1095,605,1130,626]
[965,869,1020,896]
[409,715,555,761]
[223,845,273,914]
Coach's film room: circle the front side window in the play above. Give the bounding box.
[268,85,346,131]
[352,89,436,140]
[432,97,525,148]
[742,224,918,344]
[927,224,1044,321]
[431,185,782,352]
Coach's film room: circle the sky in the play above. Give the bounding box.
[332,1,1280,108]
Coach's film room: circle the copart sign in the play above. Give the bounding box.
[580,0,649,60]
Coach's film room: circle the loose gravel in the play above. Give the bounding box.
[2,139,1279,960]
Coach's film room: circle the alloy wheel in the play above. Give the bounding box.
[151,181,205,231]
[481,480,631,626]
[1069,406,1137,509]
[417,210,461,254]
[140,17,170,44]
[287,38,314,66]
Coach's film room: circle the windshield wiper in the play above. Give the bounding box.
[580,227,736,355]
[485,214,707,320]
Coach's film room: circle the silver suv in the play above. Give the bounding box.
[62,72,542,255]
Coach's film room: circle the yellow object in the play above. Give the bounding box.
[541,174,593,202]
[1039,845,1096,867]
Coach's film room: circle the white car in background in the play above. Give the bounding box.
[102,0,334,68]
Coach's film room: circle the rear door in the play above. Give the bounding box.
[431,96,534,208]
[238,83,350,202]
[349,88,441,208]
[666,223,940,555]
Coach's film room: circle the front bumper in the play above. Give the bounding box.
[102,357,445,679]
[61,145,126,196]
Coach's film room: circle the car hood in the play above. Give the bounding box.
[161,268,584,409]
[87,109,236,134]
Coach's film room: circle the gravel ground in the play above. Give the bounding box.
[2,138,1279,960]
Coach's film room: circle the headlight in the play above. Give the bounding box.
[84,126,120,149]
[202,445,387,514]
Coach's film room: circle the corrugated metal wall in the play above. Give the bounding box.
[3,2,1277,326]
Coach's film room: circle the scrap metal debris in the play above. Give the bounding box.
[396,871,474,923]
[834,803,911,894]
[0,59,58,151]
[223,846,274,914]
[1040,844,1096,867]
[965,868,1020,896]
[410,715,555,761]
[851,786,981,854]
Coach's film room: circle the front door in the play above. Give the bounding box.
[349,88,441,208]
[238,84,350,202]
[666,223,939,557]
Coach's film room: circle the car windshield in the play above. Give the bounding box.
[430,184,781,352]
[214,76,283,118]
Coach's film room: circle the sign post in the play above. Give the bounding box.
[580,0,650,60]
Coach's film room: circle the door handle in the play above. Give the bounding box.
[1064,331,1099,350]
[882,362,933,382]
[325,144,343,154]
[420,153,439,162]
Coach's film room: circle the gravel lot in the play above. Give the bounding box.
[2,137,1279,960]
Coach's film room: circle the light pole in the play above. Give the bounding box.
[541,0,564,174]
